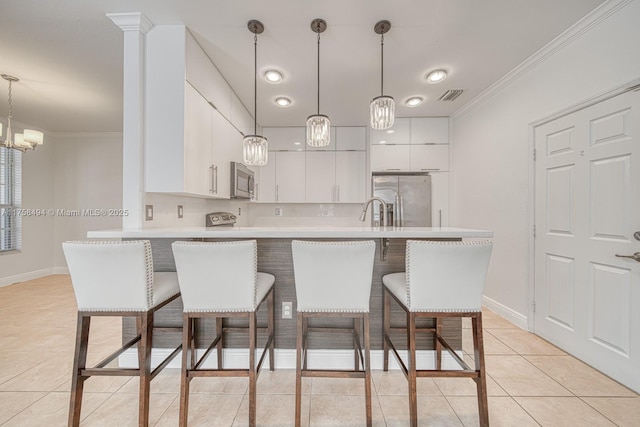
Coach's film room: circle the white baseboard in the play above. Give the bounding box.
[0,268,56,288]
[482,295,528,330]
[119,348,465,371]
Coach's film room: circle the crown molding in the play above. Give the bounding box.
[451,0,633,120]
[107,12,154,33]
[53,131,123,139]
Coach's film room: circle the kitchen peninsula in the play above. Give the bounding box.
[87,226,493,366]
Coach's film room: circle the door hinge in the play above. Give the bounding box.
[532,301,537,313]
[533,224,537,237]
[533,149,537,161]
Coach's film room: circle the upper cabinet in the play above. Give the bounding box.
[370,118,410,145]
[369,117,449,171]
[145,27,252,198]
[410,117,449,145]
[263,127,306,151]
[336,127,367,150]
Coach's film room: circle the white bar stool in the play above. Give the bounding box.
[291,240,376,427]
[382,240,493,427]
[62,240,182,427]
[171,240,275,427]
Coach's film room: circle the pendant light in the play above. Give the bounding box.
[370,20,395,130]
[306,18,330,147]
[243,20,268,166]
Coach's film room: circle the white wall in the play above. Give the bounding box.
[52,133,123,269]
[0,126,55,286]
[450,0,640,323]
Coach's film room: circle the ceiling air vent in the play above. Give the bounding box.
[438,89,463,101]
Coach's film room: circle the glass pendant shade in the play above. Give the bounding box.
[243,135,268,166]
[370,95,395,130]
[306,114,331,147]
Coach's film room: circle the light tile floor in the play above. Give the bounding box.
[1,275,639,426]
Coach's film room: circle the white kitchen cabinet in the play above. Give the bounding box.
[256,154,276,202]
[230,94,254,138]
[410,145,450,171]
[370,144,411,171]
[263,127,306,151]
[370,118,410,145]
[335,151,366,202]
[276,152,306,202]
[305,151,336,202]
[184,82,214,196]
[336,127,366,150]
[410,117,449,145]
[430,172,450,227]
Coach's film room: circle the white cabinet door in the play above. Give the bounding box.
[336,151,366,203]
[370,118,410,145]
[231,94,254,138]
[410,117,449,145]
[305,151,336,202]
[430,172,449,227]
[410,145,449,171]
[263,127,306,151]
[275,151,306,202]
[370,145,411,171]
[336,127,366,150]
[211,109,236,199]
[256,153,276,202]
[184,83,213,196]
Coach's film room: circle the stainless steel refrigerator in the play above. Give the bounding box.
[371,172,432,227]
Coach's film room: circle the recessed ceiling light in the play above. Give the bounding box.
[405,96,424,107]
[264,70,283,83]
[274,97,291,107]
[426,69,447,84]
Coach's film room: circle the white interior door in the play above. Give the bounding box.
[534,88,640,392]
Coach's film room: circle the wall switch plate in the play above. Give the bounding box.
[275,207,283,216]
[177,205,183,218]
[282,301,293,319]
[145,205,153,221]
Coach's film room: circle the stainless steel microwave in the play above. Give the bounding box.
[230,162,255,199]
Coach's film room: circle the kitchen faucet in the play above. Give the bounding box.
[359,197,388,227]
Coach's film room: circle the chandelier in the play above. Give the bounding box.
[0,74,44,152]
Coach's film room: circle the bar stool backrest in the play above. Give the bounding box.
[62,240,154,311]
[172,240,258,312]
[406,240,493,312]
[292,240,376,312]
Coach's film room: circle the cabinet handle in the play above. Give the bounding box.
[276,184,279,202]
[439,209,442,227]
[331,185,335,202]
[386,168,401,171]
[337,185,340,202]
[421,168,441,171]
[213,165,218,194]
[209,165,214,193]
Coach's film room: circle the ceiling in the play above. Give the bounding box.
[0,0,606,133]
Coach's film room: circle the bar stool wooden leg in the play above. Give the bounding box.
[354,317,361,371]
[216,317,223,369]
[179,315,193,427]
[68,314,90,427]
[383,290,390,372]
[407,312,418,427]
[138,311,153,427]
[248,311,257,427]
[473,314,489,427]
[268,289,275,371]
[295,312,304,427]
[435,317,443,370]
[364,314,372,427]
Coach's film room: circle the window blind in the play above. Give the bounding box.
[0,147,22,252]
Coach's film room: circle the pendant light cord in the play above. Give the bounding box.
[253,33,258,136]
[317,31,321,115]
[380,33,384,96]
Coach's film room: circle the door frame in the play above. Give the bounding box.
[528,78,640,333]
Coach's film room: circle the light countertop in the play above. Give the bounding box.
[87,226,493,239]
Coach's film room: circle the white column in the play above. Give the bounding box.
[107,13,153,229]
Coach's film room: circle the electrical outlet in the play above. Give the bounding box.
[282,301,293,319]
[177,205,183,218]
[145,204,153,221]
[275,207,283,216]
[238,207,242,216]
